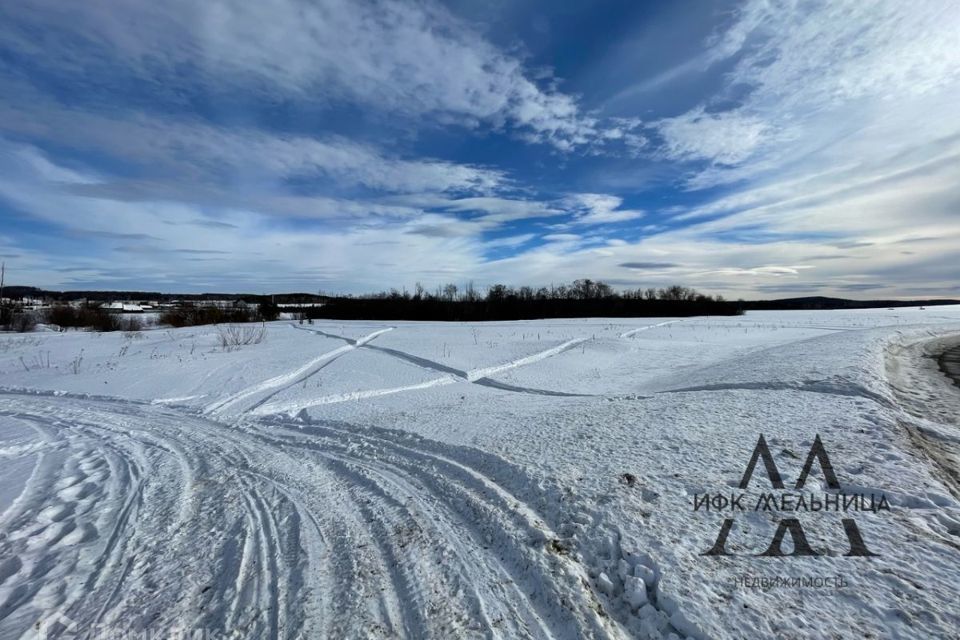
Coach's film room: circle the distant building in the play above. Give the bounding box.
[102,301,146,313]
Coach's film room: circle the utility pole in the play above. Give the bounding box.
[1,261,5,304]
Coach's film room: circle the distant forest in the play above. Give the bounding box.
[305,281,740,321]
[2,281,740,323]
[3,282,957,327]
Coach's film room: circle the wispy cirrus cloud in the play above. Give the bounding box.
[562,194,645,225]
[654,109,771,166]
[653,0,960,182]
[0,101,504,196]
[0,0,633,152]
[619,0,960,297]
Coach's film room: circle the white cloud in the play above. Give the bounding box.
[654,108,771,166]
[0,103,504,196]
[385,192,646,228]
[0,0,621,151]
[0,143,495,292]
[4,0,960,298]
[715,1,960,110]
[699,266,813,278]
[8,137,960,297]
[622,0,960,297]
[655,0,960,175]
[563,193,645,225]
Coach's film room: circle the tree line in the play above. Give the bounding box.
[306,280,741,321]
[1,280,741,331]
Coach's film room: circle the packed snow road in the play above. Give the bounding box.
[2,308,960,639]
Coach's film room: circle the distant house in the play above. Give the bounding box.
[103,301,145,313]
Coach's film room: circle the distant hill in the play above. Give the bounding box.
[741,296,960,310]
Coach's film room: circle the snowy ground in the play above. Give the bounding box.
[1,307,960,639]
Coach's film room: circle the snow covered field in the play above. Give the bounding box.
[2,307,960,639]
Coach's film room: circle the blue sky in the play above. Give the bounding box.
[1,0,958,297]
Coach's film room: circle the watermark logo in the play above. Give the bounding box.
[696,434,887,557]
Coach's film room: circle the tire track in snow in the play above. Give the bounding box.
[0,396,313,639]
[294,322,588,384]
[254,329,591,414]
[204,327,393,415]
[260,424,565,637]
[251,417,689,638]
[0,392,654,639]
[464,338,587,382]
[657,378,895,408]
[249,421,607,639]
[0,415,153,635]
[618,320,681,339]
[251,375,460,413]
[472,377,593,397]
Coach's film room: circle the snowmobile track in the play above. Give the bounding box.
[0,391,650,639]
